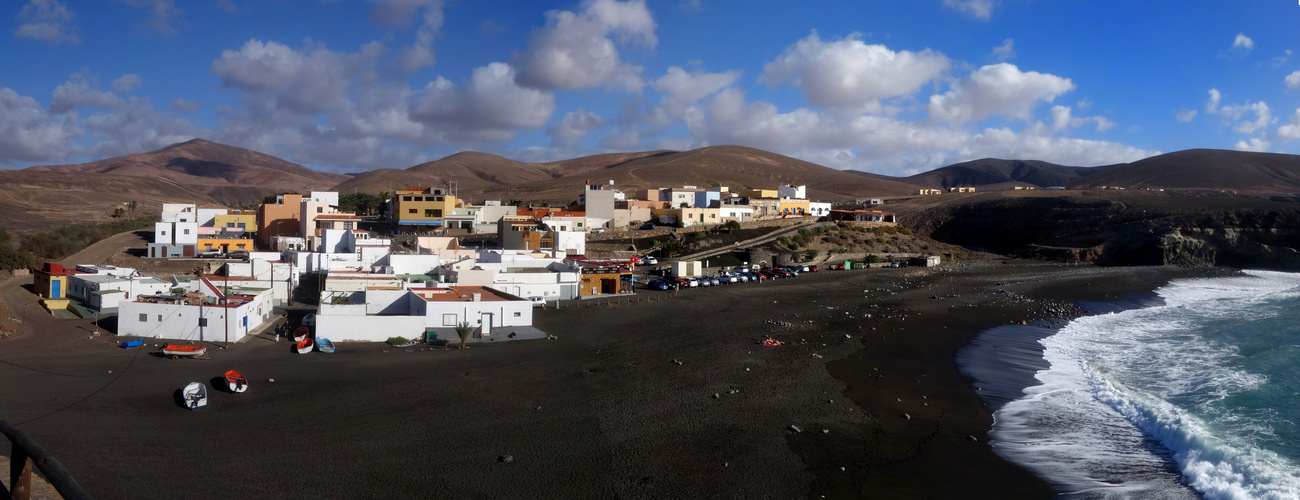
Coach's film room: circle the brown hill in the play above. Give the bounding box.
[902,158,1113,189]
[1069,149,1300,193]
[29,138,349,204]
[336,145,919,202]
[0,170,215,233]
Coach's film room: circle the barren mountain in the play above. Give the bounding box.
[899,158,1113,189]
[29,138,349,205]
[0,170,215,233]
[337,145,920,202]
[1068,149,1300,193]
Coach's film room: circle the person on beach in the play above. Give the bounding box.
[274,325,281,342]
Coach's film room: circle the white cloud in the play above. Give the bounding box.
[116,0,182,37]
[513,0,656,91]
[1175,108,1198,123]
[0,87,81,163]
[1234,138,1269,152]
[409,62,556,142]
[548,109,605,148]
[49,73,123,113]
[212,39,373,114]
[169,98,199,112]
[651,66,739,120]
[943,0,995,21]
[1048,105,1116,133]
[1211,98,1272,134]
[1206,88,1221,113]
[1286,70,1300,90]
[1276,109,1300,140]
[1232,33,1254,52]
[928,63,1075,124]
[1271,50,1292,68]
[14,0,79,44]
[111,74,142,93]
[367,0,446,73]
[761,32,950,107]
[990,38,1015,60]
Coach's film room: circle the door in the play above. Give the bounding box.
[51,279,61,298]
[479,313,492,337]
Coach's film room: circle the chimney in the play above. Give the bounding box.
[472,293,481,302]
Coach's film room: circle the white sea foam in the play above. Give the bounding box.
[992,270,1300,499]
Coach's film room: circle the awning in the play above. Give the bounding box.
[397,220,445,226]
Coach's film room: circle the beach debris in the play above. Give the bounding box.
[760,337,785,346]
[547,335,559,340]
[828,399,834,404]
[844,334,852,339]
[107,370,112,374]
[812,353,823,359]
[712,393,720,399]
[727,389,739,395]
[498,455,514,463]
[896,398,901,402]
[745,367,751,371]
[672,359,684,365]
[821,429,830,434]
[536,406,542,410]
[268,379,275,383]
[903,413,911,420]
[840,467,846,471]
[967,435,979,442]
[788,425,803,433]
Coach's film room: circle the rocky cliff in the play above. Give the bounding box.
[901,193,1300,270]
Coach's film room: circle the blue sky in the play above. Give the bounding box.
[2,0,1298,175]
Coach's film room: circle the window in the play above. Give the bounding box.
[402,196,413,201]
[139,313,147,322]
[408,208,417,214]
[425,209,435,217]
[577,222,583,227]
[513,312,521,317]
[343,222,354,230]
[157,315,162,321]
[199,318,208,327]
[442,313,458,326]
[317,207,323,213]
[227,223,235,228]
[183,228,191,234]
[160,231,168,236]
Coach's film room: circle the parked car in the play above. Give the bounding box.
[639,223,656,230]
[642,256,658,265]
[707,276,721,286]
[671,277,690,287]
[808,265,819,272]
[228,250,249,260]
[590,227,605,233]
[647,279,671,291]
[687,278,700,287]
[528,296,547,307]
[799,265,811,272]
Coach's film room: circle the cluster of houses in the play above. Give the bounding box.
[32,180,904,346]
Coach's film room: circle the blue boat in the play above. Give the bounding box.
[121,339,144,349]
[316,338,336,353]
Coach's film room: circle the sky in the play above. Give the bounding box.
[2,0,1298,176]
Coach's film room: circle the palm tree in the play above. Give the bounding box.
[454,321,475,349]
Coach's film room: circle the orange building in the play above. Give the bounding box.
[257,193,303,248]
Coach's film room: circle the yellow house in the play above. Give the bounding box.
[395,187,461,233]
[778,198,810,216]
[213,211,257,234]
[197,237,254,254]
[737,189,778,199]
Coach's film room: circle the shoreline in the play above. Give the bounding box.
[0,260,1238,498]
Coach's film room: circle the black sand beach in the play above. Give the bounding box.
[0,260,1232,499]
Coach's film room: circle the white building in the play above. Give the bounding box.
[66,265,172,312]
[314,286,539,343]
[196,206,227,227]
[161,203,197,223]
[777,184,807,199]
[447,250,580,301]
[117,276,274,342]
[148,220,199,258]
[809,202,832,217]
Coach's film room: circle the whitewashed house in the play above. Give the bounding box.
[314,286,539,343]
[117,275,274,342]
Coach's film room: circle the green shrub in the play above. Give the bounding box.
[386,336,410,346]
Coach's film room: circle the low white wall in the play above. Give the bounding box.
[315,315,427,342]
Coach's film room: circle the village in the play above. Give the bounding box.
[26,181,930,350]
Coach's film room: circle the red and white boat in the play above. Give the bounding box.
[296,338,314,354]
[292,326,310,342]
[162,345,206,358]
[225,370,248,393]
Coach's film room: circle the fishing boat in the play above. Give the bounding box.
[296,338,314,354]
[225,370,248,393]
[162,345,206,358]
[121,339,144,349]
[292,326,310,342]
[183,382,207,410]
[316,338,336,353]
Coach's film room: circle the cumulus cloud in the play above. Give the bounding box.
[367,0,446,73]
[513,0,656,91]
[990,38,1015,60]
[761,32,950,107]
[1286,70,1300,90]
[651,66,739,120]
[111,74,142,93]
[169,98,199,112]
[1206,88,1221,113]
[928,63,1075,124]
[0,87,81,163]
[943,0,995,21]
[409,62,556,142]
[1175,108,1198,123]
[116,0,182,37]
[212,39,376,114]
[1276,109,1300,140]
[1206,91,1272,134]
[49,73,123,113]
[14,0,79,44]
[1234,138,1269,152]
[1232,33,1254,52]
[1046,105,1115,133]
[548,109,605,147]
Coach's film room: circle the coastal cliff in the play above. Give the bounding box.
[903,193,1300,270]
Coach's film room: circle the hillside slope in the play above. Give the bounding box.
[903,158,1113,189]
[1068,149,1300,193]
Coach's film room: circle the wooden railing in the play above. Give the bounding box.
[1,419,91,500]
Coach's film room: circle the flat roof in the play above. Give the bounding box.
[410,286,518,302]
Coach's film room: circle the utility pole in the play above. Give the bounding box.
[224,273,229,349]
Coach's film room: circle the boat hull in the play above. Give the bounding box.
[183,382,207,410]
[296,338,314,354]
[316,338,335,353]
[225,370,248,393]
[162,345,206,358]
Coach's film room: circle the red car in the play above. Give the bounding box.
[809,265,819,272]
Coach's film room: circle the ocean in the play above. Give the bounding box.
[961,270,1300,499]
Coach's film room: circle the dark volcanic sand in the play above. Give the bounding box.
[0,261,1230,499]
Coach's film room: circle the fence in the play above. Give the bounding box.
[1,419,91,500]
